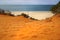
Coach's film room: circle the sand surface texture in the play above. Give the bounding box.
[0,14,60,40]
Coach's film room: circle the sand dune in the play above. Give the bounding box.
[0,12,60,40]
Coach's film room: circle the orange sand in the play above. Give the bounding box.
[0,14,60,40]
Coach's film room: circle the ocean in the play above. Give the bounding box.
[0,5,54,11]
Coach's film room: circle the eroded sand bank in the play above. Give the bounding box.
[0,11,60,40]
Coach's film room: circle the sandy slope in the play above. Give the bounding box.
[0,13,60,40]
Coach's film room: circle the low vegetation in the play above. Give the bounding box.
[51,1,60,14]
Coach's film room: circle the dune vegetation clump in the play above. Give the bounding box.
[51,1,60,14]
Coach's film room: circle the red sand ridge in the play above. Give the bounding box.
[0,14,60,40]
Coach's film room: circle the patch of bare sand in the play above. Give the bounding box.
[0,14,60,40]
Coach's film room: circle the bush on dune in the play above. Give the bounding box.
[51,1,60,14]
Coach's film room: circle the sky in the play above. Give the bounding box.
[0,0,60,5]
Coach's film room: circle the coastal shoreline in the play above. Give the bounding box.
[11,11,55,20]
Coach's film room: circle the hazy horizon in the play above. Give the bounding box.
[0,0,60,5]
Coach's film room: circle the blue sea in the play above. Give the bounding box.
[0,5,54,11]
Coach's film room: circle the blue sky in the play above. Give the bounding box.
[0,0,60,5]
